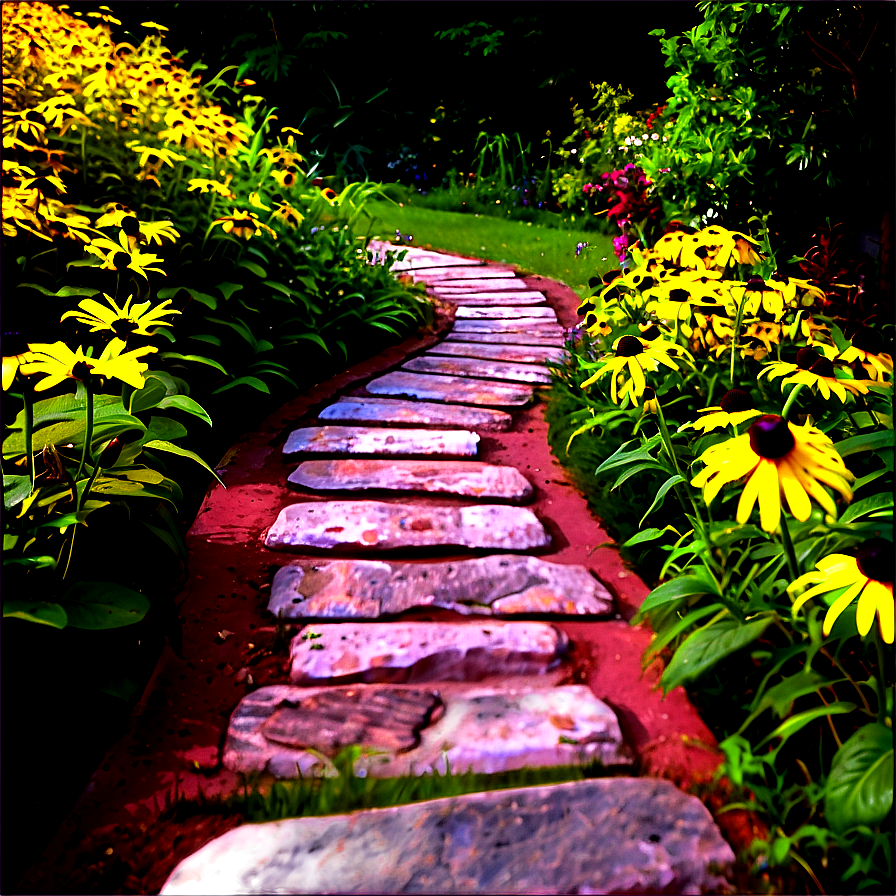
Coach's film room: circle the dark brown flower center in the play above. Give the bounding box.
[112,319,137,338]
[70,360,95,382]
[856,538,893,583]
[746,276,772,292]
[616,335,644,357]
[640,324,661,340]
[749,414,794,459]
[719,388,755,413]
[852,327,883,355]
[809,356,835,378]
[120,215,140,236]
[112,251,131,271]
[796,346,821,370]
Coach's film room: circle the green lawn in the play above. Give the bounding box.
[361,199,618,297]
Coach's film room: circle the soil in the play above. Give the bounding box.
[11,253,768,895]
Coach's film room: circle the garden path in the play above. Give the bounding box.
[21,244,754,895]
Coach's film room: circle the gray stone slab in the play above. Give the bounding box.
[428,342,567,365]
[403,356,552,385]
[445,331,565,347]
[269,555,615,619]
[283,426,480,458]
[453,319,564,336]
[455,306,557,319]
[265,501,550,552]
[288,459,533,500]
[407,266,517,281]
[318,397,513,431]
[434,292,547,305]
[222,683,630,780]
[289,620,567,684]
[366,371,534,407]
[161,777,734,896]
[428,280,532,292]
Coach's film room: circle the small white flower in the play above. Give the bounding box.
[633,139,643,146]
[651,133,660,141]
[624,137,632,145]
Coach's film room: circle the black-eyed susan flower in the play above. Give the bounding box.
[741,320,782,361]
[760,345,878,402]
[2,332,35,391]
[126,142,186,170]
[187,177,235,198]
[139,219,180,247]
[21,340,157,391]
[248,191,270,211]
[691,414,855,533]
[61,293,180,350]
[271,200,303,229]
[790,538,894,643]
[681,388,764,433]
[85,231,166,278]
[688,311,735,358]
[837,327,893,382]
[95,202,136,228]
[581,334,690,406]
[210,210,277,240]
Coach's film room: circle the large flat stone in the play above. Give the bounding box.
[452,319,564,336]
[288,459,533,500]
[289,620,567,684]
[268,555,615,619]
[366,371,534,406]
[428,342,567,364]
[445,331,565,346]
[283,426,480,457]
[455,306,557,319]
[403,356,552,385]
[318,397,513,431]
[407,267,516,282]
[222,683,630,779]
[161,777,734,896]
[265,501,550,552]
[435,292,547,305]
[429,280,533,292]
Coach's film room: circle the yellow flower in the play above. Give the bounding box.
[271,201,303,229]
[187,178,235,197]
[95,203,137,228]
[681,388,764,433]
[741,320,782,361]
[126,142,187,169]
[21,341,157,391]
[2,334,36,391]
[759,346,879,403]
[248,191,270,211]
[691,414,855,533]
[790,539,894,643]
[582,334,690,407]
[139,219,181,247]
[837,327,894,382]
[61,293,180,350]
[210,210,277,240]
[85,231,166,279]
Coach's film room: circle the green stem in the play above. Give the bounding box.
[655,396,705,532]
[873,629,889,725]
[781,382,806,421]
[75,385,94,481]
[778,514,800,582]
[729,294,747,388]
[23,380,34,491]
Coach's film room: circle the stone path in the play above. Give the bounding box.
[157,242,737,893]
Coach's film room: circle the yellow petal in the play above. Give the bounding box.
[736,463,764,526]
[855,581,877,637]
[822,578,866,636]
[778,457,812,521]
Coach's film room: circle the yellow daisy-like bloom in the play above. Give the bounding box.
[691,414,855,533]
[187,178,235,198]
[2,332,36,391]
[60,293,180,351]
[681,388,764,433]
[741,320,782,361]
[248,191,270,211]
[139,219,181,247]
[760,346,878,402]
[85,231,166,279]
[837,327,894,382]
[126,142,186,169]
[211,211,277,241]
[21,341,157,391]
[271,201,304,229]
[95,203,137,228]
[790,539,894,643]
[582,334,689,407]
[689,311,735,359]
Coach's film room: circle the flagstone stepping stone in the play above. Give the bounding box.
[428,279,533,292]
[288,459,533,500]
[453,319,564,336]
[282,426,480,457]
[265,501,550,552]
[160,777,734,896]
[428,342,567,365]
[434,292,547,305]
[365,371,534,406]
[222,683,630,780]
[268,555,614,619]
[289,620,567,684]
[319,397,513,431]
[403,356,552,385]
[407,266,516,280]
[455,305,557,319]
[445,331,564,347]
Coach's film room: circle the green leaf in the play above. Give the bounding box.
[3,475,32,510]
[157,352,228,374]
[839,493,894,524]
[156,395,213,427]
[3,600,67,628]
[18,282,100,298]
[610,461,668,491]
[212,376,270,395]
[129,377,169,414]
[640,473,685,527]
[661,615,773,692]
[237,259,267,278]
[188,334,222,347]
[141,415,188,444]
[142,440,224,487]
[836,430,894,458]
[757,702,857,750]
[59,580,150,629]
[157,285,217,309]
[8,393,123,431]
[2,554,58,569]
[639,566,721,614]
[285,332,329,352]
[621,527,671,549]
[216,281,243,301]
[825,723,894,833]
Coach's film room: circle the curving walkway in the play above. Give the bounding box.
[21,243,750,895]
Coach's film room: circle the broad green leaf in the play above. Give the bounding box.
[216,281,243,301]
[835,430,894,458]
[853,468,891,493]
[18,282,99,298]
[640,473,685,527]
[156,395,213,427]
[140,415,188,444]
[661,615,773,693]
[143,440,225,487]
[237,259,267,278]
[611,461,668,491]
[741,670,846,732]
[643,603,723,664]
[3,600,67,628]
[2,555,57,570]
[621,527,670,549]
[188,334,222,346]
[3,475,32,510]
[157,352,228,374]
[157,285,217,309]
[757,702,857,750]
[825,723,894,834]
[84,476,178,506]
[3,415,145,456]
[638,566,721,614]
[60,580,150,629]
[8,393,123,431]
[129,377,169,414]
[212,376,270,395]
[839,493,894,524]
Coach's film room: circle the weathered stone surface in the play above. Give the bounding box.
[283,426,480,457]
[365,371,534,406]
[161,777,734,896]
[318,397,513,431]
[433,291,547,305]
[428,279,532,292]
[288,459,533,500]
[452,319,564,336]
[289,620,567,684]
[403,356,552,385]
[268,555,615,619]
[222,683,630,780]
[265,501,550,552]
[445,330,565,346]
[428,342,567,365]
[455,305,557,319]
[407,267,516,282]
